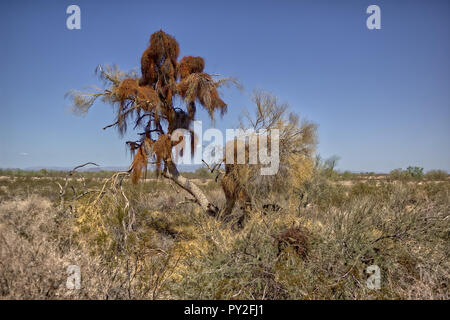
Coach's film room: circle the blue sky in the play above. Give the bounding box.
[0,0,449,172]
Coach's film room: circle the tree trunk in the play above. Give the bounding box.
[163,161,219,216]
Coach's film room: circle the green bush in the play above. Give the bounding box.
[406,166,424,179]
[390,167,425,180]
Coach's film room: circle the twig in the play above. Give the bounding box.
[70,162,99,175]
[176,197,197,206]
[56,162,99,213]
[202,159,222,173]
[103,121,119,130]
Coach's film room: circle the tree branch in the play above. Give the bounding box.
[162,161,219,216]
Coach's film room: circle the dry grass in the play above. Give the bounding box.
[0,169,448,300]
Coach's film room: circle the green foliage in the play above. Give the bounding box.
[406,166,424,179]
[390,166,426,180]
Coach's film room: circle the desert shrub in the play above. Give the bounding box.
[350,182,378,197]
[389,168,408,180]
[164,208,304,300]
[425,170,448,181]
[423,182,449,205]
[339,171,358,180]
[1,167,448,300]
[224,90,318,217]
[349,182,394,203]
[321,155,341,180]
[390,167,425,181]
[406,166,424,179]
[0,196,68,298]
[275,182,449,299]
[297,174,347,210]
[0,195,118,299]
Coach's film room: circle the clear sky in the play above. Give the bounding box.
[1,0,449,172]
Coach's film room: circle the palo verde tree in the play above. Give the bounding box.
[221,90,318,219]
[68,30,237,215]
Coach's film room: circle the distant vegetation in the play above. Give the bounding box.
[0,167,216,180]
[1,166,447,182]
[389,167,448,181]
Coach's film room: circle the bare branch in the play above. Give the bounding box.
[103,121,119,130]
[70,162,99,175]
